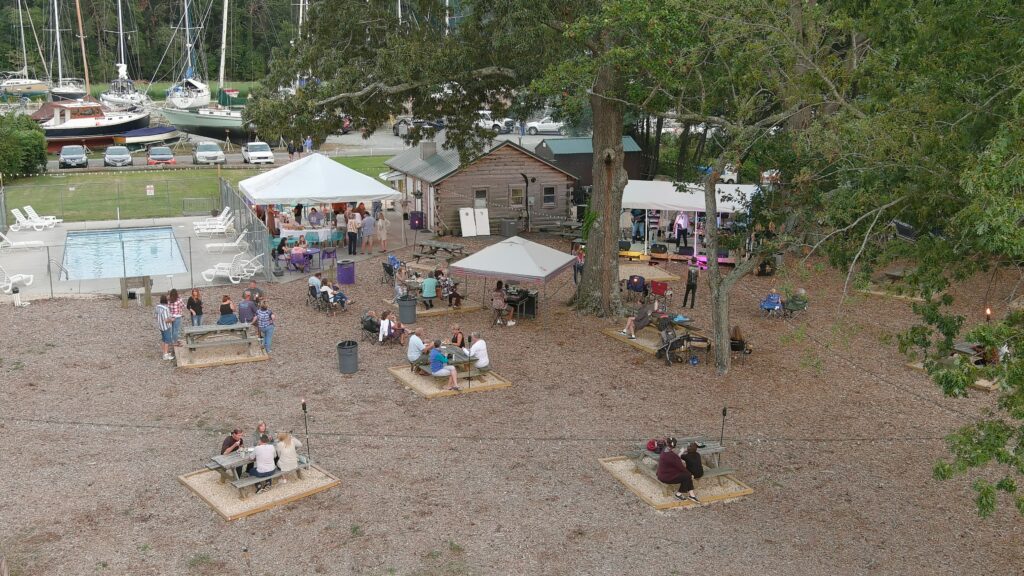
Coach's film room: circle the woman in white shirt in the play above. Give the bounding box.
[464,331,490,369]
[276,432,303,481]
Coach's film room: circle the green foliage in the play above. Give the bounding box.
[0,112,47,177]
[974,480,997,518]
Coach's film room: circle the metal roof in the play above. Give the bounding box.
[539,136,642,155]
[384,142,464,184]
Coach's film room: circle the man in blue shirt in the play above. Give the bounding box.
[308,272,322,291]
[428,339,459,391]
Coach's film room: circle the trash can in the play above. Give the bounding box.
[337,340,358,374]
[397,294,417,324]
[499,219,518,237]
[337,260,355,285]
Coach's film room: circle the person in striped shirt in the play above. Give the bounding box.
[155,295,174,361]
[253,301,276,355]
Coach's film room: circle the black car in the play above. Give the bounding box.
[58,145,89,169]
[391,117,445,136]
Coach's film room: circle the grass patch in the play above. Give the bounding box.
[2,156,388,222]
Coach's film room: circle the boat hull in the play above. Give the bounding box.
[160,106,250,142]
[0,79,50,97]
[52,87,88,101]
[44,111,151,152]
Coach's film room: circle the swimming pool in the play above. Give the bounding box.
[63,227,188,280]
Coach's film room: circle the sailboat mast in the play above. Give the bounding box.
[298,0,304,34]
[116,0,126,65]
[53,0,63,83]
[184,0,193,77]
[218,0,228,91]
[74,0,90,92]
[17,0,28,77]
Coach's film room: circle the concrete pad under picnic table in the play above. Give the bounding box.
[178,464,340,521]
[618,262,681,283]
[379,298,483,318]
[387,365,512,399]
[601,326,663,355]
[600,456,753,511]
[174,340,269,368]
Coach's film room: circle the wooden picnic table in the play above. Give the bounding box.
[414,239,470,261]
[210,450,254,483]
[412,344,484,384]
[637,436,725,468]
[182,323,254,349]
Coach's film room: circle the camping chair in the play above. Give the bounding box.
[730,338,753,364]
[359,315,379,344]
[381,262,396,285]
[654,318,688,366]
[760,292,783,318]
[783,296,808,318]
[306,285,321,308]
[648,280,672,308]
[625,274,646,305]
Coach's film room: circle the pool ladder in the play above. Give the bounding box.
[48,259,69,281]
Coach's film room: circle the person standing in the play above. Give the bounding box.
[674,211,690,247]
[346,210,361,255]
[156,294,174,360]
[572,245,585,284]
[167,289,185,345]
[243,280,264,304]
[361,211,376,254]
[254,301,276,355]
[293,203,304,225]
[630,209,646,242]
[304,135,313,154]
[648,209,661,242]
[237,292,257,325]
[375,211,389,253]
[287,140,296,161]
[682,264,698,308]
[186,288,204,327]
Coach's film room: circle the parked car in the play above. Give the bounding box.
[391,117,445,136]
[147,146,176,166]
[102,146,133,167]
[475,111,515,133]
[58,145,88,169]
[192,142,226,165]
[526,116,566,135]
[698,164,739,184]
[241,141,275,164]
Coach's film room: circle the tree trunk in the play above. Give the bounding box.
[651,117,664,177]
[675,123,691,181]
[694,126,708,165]
[576,63,626,317]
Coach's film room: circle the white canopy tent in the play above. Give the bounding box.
[239,152,402,205]
[450,236,575,284]
[621,180,760,255]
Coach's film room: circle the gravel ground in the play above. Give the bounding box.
[1,236,1022,576]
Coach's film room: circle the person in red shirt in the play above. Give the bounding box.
[656,438,700,502]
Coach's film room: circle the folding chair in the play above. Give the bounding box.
[649,280,672,308]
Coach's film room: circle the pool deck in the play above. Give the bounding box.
[0,212,412,300]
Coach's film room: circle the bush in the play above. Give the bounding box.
[0,113,47,177]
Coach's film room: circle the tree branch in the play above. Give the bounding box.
[801,197,904,262]
[314,66,517,107]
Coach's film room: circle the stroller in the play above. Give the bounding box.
[654,317,689,366]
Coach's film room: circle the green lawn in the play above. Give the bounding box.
[2,156,391,222]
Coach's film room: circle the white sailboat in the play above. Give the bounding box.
[49,0,86,101]
[99,0,148,108]
[165,0,211,109]
[0,0,50,97]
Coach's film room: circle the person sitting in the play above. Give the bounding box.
[406,327,433,369]
[275,432,303,482]
[308,272,323,291]
[656,438,699,503]
[438,270,462,308]
[620,300,659,339]
[251,421,272,447]
[492,281,516,326]
[250,434,278,494]
[320,282,351,315]
[428,339,460,391]
[450,324,466,348]
[296,235,308,249]
[420,271,438,310]
[465,331,489,370]
[729,325,753,354]
[237,292,257,324]
[680,442,704,480]
[307,208,323,227]
[379,310,406,344]
[221,428,247,478]
[760,288,782,314]
[783,288,809,315]
[271,237,288,259]
[216,295,238,325]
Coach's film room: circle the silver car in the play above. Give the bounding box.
[192,142,226,165]
[103,146,133,167]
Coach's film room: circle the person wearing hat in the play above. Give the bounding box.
[656,437,700,503]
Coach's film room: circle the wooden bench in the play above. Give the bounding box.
[634,455,735,496]
[230,457,312,499]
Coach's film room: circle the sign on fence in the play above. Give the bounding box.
[146,184,155,196]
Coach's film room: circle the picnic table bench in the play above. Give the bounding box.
[410,345,487,385]
[630,436,733,496]
[413,240,470,262]
[209,450,312,499]
[181,323,256,351]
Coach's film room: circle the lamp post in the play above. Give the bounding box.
[301,398,311,460]
[985,307,992,323]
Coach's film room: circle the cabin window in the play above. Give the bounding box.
[542,186,556,207]
[509,186,525,208]
[474,189,488,209]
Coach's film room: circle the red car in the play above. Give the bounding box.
[147,146,177,165]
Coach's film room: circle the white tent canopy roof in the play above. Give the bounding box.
[239,153,402,205]
[622,180,760,213]
[450,236,575,284]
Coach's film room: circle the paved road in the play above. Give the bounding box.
[43,129,557,173]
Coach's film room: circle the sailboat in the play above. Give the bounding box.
[164,0,211,109]
[99,0,148,108]
[160,0,249,141]
[0,0,49,97]
[48,0,87,100]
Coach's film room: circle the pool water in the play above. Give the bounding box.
[63,227,187,280]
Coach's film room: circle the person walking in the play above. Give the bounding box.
[156,294,174,360]
[253,301,276,355]
[682,264,699,308]
[376,211,389,253]
[361,211,377,254]
[346,210,361,255]
[186,288,203,327]
[287,140,296,161]
[167,289,185,345]
[303,135,313,154]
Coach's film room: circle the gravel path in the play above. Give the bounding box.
[1,238,1022,575]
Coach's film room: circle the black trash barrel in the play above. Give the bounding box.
[337,340,358,373]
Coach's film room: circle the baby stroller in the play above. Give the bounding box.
[654,317,689,366]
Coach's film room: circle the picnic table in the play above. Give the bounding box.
[181,323,256,350]
[638,436,725,468]
[209,450,254,483]
[412,344,484,385]
[414,240,470,262]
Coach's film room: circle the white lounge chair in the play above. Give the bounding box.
[9,208,54,232]
[0,264,33,294]
[0,231,45,250]
[205,231,249,253]
[201,253,248,283]
[194,216,236,237]
[241,253,265,276]
[24,206,63,226]
[194,207,231,228]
